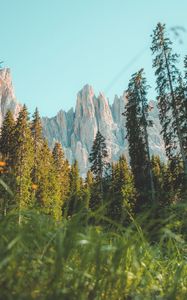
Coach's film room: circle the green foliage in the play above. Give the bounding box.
[166,158,184,202]
[124,69,154,205]
[184,55,187,79]
[53,142,70,204]
[35,140,61,220]
[1,21,187,298]
[89,130,110,210]
[66,160,83,216]
[108,156,136,224]
[151,155,167,204]
[13,105,34,222]
[151,23,187,189]
[0,110,15,167]
[0,176,14,216]
[83,170,94,209]
[0,210,187,299]
[0,111,16,215]
[31,108,43,185]
[89,130,109,181]
[0,107,69,221]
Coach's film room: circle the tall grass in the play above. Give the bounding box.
[0,207,187,300]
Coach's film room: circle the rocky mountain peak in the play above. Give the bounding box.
[0,68,21,127]
[41,83,165,176]
[0,68,15,99]
[75,84,96,120]
[78,84,95,99]
[0,69,165,176]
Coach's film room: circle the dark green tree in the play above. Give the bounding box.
[182,56,187,147]
[0,110,16,216]
[108,155,136,224]
[0,110,15,167]
[89,130,109,207]
[31,108,43,186]
[134,69,155,202]
[151,23,187,191]
[166,158,183,203]
[66,160,82,216]
[83,170,94,210]
[123,70,154,206]
[184,55,187,81]
[36,139,61,220]
[13,105,34,223]
[151,155,169,205]
[52,142,70,206]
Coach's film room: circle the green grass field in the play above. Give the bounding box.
[0,206,187,300]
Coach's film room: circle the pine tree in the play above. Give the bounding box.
[166,158,184,202]
[151,155,167,204]
[89,130,109,206]
[135,69,155,202]
[52,142,70,205]
[184,55,187,82]
[13,105,34,223]
[66,160,82,216]
[123,69,154,206]
[108,155,136,223]
[151,23,187,191]
[182,57,187,150]
[151,155,183,204]
[0,110,15,167]
[175,76,187,184]
[31,108,43,186]
[36,140,61,220]
[85,170,94,189]
[0,110,16,216]
[83,170,94,209]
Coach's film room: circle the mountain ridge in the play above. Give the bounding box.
[0,69,165,176]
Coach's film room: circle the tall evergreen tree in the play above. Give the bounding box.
[13,105,34,223]
[83,170,94,210]
[135,69,155,202]
[85,170,94,190]
[151,23,187,190]
[36,140,61,220]
[52,142,70,205]
[182,56,187,144]
[89,130,109,206]
[0,111,16,216]
[67,160,82,216]
[184,55,187,82]
[31,108,43,186]
[151,155,170,205]
[167,158,184,202]
[0,110,15,167]
[108,155,136,223]
[123,70,154,206]
[175,75,187,180]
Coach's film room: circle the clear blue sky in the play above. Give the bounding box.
[0,0,187,117]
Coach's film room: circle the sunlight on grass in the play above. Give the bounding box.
[0,208,187,300]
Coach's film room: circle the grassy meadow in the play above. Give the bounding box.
[0,205,187,300]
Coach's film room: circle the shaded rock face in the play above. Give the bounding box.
[0,68,21,127]
[42,85,165,176]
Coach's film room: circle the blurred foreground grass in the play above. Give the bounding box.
[0,207,187,300]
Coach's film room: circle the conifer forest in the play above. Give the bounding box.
[1,23,187,299]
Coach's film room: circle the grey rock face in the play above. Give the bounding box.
[0,69,165,176]
[42,85,165,176]
[0,68,21,127]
